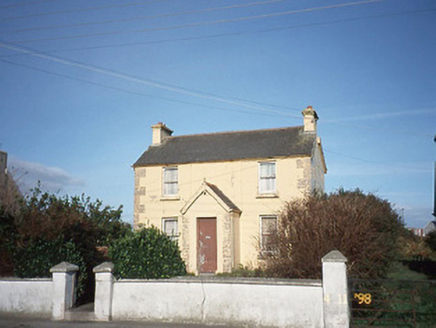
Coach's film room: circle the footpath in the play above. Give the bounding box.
[0,316,232,328]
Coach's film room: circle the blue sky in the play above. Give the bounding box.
[0,0,435,228]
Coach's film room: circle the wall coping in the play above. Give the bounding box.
[49,262,79,273]
[322,250,347,263]
[114,276,322,287]
[0,278,52,282]
[93,262,114,273]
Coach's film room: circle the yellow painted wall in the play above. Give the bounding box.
[134,154,325,274]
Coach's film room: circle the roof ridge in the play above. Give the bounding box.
[167,125,303,139]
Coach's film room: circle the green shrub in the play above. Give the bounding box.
[13,236,87,298]
[109,227,186,279]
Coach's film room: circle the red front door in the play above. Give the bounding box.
[197,218,217,273]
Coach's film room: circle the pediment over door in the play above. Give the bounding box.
[180,181,241,215]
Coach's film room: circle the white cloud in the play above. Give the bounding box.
[8,157,84,194]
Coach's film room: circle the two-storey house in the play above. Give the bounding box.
[133,106,326,274]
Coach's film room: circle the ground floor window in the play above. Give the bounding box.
[260,215,278,254]
[162,217,179,242]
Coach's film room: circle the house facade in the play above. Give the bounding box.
[133,107,327,274]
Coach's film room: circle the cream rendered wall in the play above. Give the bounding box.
[134,155,319,273]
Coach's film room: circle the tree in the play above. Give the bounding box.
[0,183,131,303]
[265,189,406,279]
[13,237,88,297]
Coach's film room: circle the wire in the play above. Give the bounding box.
[2,8,432,56]
[0,58,292,119]
[134,146,317,198]
[137,143,433,199]
[2,52,433,141]
[0,41,301,118]
[0,0,59,9]
[0,41,432,140]
[1,65,432,188]
[2,0,288,34]
[11,0,386,44]
[323,119,434,139]
[324,148,433,173]
[0,0,170,21]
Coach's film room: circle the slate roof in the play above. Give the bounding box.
[133,126,316,167]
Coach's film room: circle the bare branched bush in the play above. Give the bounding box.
[265,189,405,279]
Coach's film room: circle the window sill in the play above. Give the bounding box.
[160,196,181,201]
[256,193,278,199]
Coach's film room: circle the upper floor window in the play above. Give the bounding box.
[259,162,276,194]
[162,217,179,242]
[163,167,178,196]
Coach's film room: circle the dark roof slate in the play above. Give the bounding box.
[133,126,316,167]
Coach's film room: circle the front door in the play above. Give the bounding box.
[197,218,217,273]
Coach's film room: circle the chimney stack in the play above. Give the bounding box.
[302,106,318,133]
[151,122,173,146]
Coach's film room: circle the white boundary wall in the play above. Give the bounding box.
[112,278,323,327]
[0,251,349,327]
[0,278,52,316]
[0,262,78,320]
[95,250,349,327]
